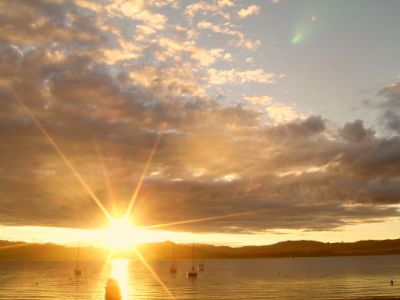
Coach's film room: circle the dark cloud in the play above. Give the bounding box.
[121,171,400,233]
[378,83,400,109]
[266,116,326,141]
[375,83,400,133]
[337,137,400,177]
[382,110,400,133]
[0,0,399,234]
[0,0,103,45]
[340,120,375,143]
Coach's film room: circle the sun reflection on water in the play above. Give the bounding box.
[111,259,130,299]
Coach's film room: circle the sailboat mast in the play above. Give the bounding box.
[76,247,80,267]
[74,246,82,275]
[192,243,194,269]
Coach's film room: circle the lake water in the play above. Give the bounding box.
[0,255,399,299]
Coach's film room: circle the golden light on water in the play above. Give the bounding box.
[111,259,130,300]
[132,247,176,300]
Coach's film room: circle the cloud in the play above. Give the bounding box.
[207,68,278,85]
[382,110,400,133]
[265,103,305,124]
[340,120,375,143]
[238,5,260,18]
[107,0,167,31]
[0,0,103,45]
[334,136,400,178]
[377,83,400,133]
[266,116,326,140]
[243,95,274,105]
[185,1,230,20]
[147,0,181,9]
[128,64,205,97]
[378,83,400,108]
[197,20,260,50]
[243,95,306,124]
[0,0,399,235]
[218,0,235,8]
[245,57,254,63]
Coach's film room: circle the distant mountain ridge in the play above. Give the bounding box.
[1,238,400,261]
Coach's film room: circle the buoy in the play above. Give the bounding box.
[105,278,122,300]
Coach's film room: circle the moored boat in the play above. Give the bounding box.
[187,243,198,278]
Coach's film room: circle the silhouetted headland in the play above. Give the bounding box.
[1,238,400,261]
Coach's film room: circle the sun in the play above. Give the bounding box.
[101,218,138,249]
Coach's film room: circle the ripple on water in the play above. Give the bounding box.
[0,256,399,299]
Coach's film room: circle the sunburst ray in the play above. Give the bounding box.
[3,84,112,221]
[131,246,175,300]
[0,242,31,251]
[142,209,271,230]
[124,132,162,220]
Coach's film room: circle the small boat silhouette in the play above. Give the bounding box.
[187,243,198,278]
[74,247,82,276]
[169,243,177,274]
[198,262,204,271]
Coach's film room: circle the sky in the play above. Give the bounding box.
[0,0,400,247]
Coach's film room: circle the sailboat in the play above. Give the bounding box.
[74,247,82,276]
[169,243,177,274]
[198,262,205,271]
[187,243,197,278]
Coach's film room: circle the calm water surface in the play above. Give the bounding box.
[0,256,399,299]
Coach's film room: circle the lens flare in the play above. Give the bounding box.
[101,218,137,249]
[0,242,30,250]
[131,247,176,300]
[142,209,271,231]
[2,84,112,221]
[291,31,305,45]
[124,132,162,220]
[290,16,318,45]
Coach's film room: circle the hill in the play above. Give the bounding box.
[1,238,400,261]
